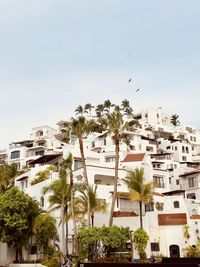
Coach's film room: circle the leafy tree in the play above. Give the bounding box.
[103,99,113,114]
[0,187,40,262]
[123,167,154,229]
[31,168,51,185]
[133,228,149,259]
[121,99,133,116]
[183,224,191,244]
[42,160,71,256]
[0,163,19,193]
[98,107,138,226]
[33,213,59,258]
[77,184,107,227]
[95,104,105,118]
[171,114,180,126]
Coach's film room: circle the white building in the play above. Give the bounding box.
[1,108,200,264]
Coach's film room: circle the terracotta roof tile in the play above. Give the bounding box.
[122,153,145,162]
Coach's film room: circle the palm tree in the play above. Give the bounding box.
[171,114,180,126]
[98,109,138,226]
[95,104,105,117]
[63,116,98,226]
[60,153,77,255]
[123,167,154,229]
[75,105,84,115]
[33,213,59,258]
[103,99,113,114]
[121,99,133,117]
[84,103,94,116]
[77,184,107,227]
[42,160,71,256]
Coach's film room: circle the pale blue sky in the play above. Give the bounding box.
[0,0,200,148]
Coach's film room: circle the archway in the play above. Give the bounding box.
[169,244,180,258]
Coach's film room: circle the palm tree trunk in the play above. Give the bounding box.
[61,206,66,256]
[70,169,77,255]
[109,139,119,226]
[91,214,94,227]
[79,138,91,227]
[139,201,143,229]
[65,205,69,255]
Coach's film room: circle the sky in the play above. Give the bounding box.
[0,0,200,149]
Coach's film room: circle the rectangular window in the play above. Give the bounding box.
[190,136,193,141]
[103,139,107,146]
[176,179,179,185]
[153,176,164,188]
[186,147,189,153]
[151,242,160,252]
[182,156,187,161]
[175,146,177,151]
[182,146,185,153]
[11,151,20,159]
[91,141,95,148]
[105,156,116,162]
[188,177,195,188]
[194,137,196,142]
[169,178,171,184]
[74,159,82,170]
[192,146,194,151]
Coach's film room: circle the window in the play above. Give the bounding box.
[36,130,43,137]
[187,193,196,199]
[145,204,154,212]
[174,164,177,169]
[74,159,82,170]
[35,150,44,156]
[130,145,135,151]
[11,150,20,159]
[106,156,116,162]
[186,147,189,154]
[176,179,179,185]
[103,139,107,146]
[175,146,177,151]
[188,177,195,188]
[190,136,193,141]
[192,146,194,151]
[151,243,160,252]
[153,176,164,188]
[174,201,180,208]
[40,196,44,207]
[182,146,185,153]
[166,146,171,150]
[30,245,37,255]
[119,198,133,211]
[194,137,196,142]
[169,177,171,184]
[182,156,187,161]
[91,141,95,148]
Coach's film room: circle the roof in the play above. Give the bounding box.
[179,170,200,177]
[162,190,185,196]
[29,153,62,165]
[16,176,28,181]
[122,153,145,162]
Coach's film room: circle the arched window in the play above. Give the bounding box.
[40,196,44,207]
[192,209,197,215]
[174,201,180,208]
[36,130,43,137]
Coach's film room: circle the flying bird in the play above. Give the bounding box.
[128,78,132,83]
[136,88,140,92]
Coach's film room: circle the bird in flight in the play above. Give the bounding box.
[128,78,132,83]
[136,88,140,92]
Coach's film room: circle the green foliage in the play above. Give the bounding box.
[42,251,63,267]
[31,168,51,185]
[155,201,164,211]
[77,226,131,262]
[133,228,149,260]
[0,163,19,193]
[183,225,191,242]
[0,187,39,253]
[183,238,200,257]
[33,213,59,256]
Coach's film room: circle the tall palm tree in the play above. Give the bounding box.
[60,153,77,255]
[75,105,84,115]
[123,167,154,229]
[171,114,180,126]
[63,116,98,226]
[42,160,71,256]
[95,104,105,118]
[77,184,107,227]
[84,103,94,116]
[121,99,133,117]
[98,109,138,226]
[103,99,113,114]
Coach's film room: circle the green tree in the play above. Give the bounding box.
[171,114,180,126]
[95,104,105,118]
[33,213,59,258]
[0,187,40,262]
[123,168,154,229]
[121,99,133,116]
[133,228,149,260]
[84,103,94,116]
[103,99,113,114]
[77,184,107,227]
[0,163,19,193]
[75,105,84,115]
[42,160,71,256]
[183,224,191,245]
[98,106,138,226]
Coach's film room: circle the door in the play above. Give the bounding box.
[169,245,180,258]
